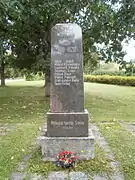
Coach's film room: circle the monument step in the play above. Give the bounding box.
[38,128,94,161]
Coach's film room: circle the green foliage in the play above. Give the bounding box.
[5,67,24,78]
[119,61,135,76]
[91,70,125,76]
[99,62,120,71]
[84,75,135,86]
[25,72,44,81]
[84,52,100,74]
[88,62,123,76]
[1,0,135,75]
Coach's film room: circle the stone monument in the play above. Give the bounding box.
[38,23,94,161]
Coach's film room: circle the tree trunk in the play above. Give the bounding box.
[43,27,51,97]
[45,73,50,97]
[0,59,5,87]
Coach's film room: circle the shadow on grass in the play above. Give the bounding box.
[0,85,49,124]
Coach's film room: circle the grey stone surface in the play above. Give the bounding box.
[93,173,124,180]
[11,173,43,180]
[50,23,84,113]
[16,161,27,172]
[46,172,124,180]
[111,174,125,180]
[16,154,32,172]
[70,172,88,180]
[93,174,108,180]
[23,154,32,162]
[47,171,67,180]
[27,174,43,180]
[46,171,125,180]
[47,110,88,137]
[91,124,115,161]
[38,129,94,161]
[10,172,26,180]
[121,122,135,136]
[0,131,8,136]
[0,123,20,136]
[110,161,121,170]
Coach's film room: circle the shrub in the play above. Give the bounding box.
[84,75,135,86]
[25,72,44,81]
[5,68,24,79]
[91,70,126,76]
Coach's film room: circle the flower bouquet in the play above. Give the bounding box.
[56,150,77,170]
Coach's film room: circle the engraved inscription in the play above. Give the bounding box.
[51,24,84,112]
[54,59,80,86]
[52,45,78,54]
[52,45,65,54]
[59,39,71,46]
[50,120,85,129]
[67,46,78,53]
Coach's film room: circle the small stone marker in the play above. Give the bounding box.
[47,171,67,180]
[70,172,88,180]
[47,23,88,137]
[10,172,26,180]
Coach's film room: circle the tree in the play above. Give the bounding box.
[0,1,13,86]
[7,0,90,96]
[1,0,135,94]
[84,52,100,74]
[0,1,7,86]
[119,60,135,76]
[0,41,11,86]
[0,40,5,86]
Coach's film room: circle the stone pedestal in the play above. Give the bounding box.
[47,109,88,137]
[38,129,94,161]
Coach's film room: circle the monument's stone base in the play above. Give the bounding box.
[47,109,89,137]
[37,129,95,161]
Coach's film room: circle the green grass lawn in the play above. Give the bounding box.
[0,81,135,179]
[84,82,135,180]
[0,81,49,179]
[85,83,135,122]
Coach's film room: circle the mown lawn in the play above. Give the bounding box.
[0,81,135,179]
[85,82,135,180]
[85,82,135,122]
[0,81,49,179]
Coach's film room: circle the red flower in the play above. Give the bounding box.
[64,150,68,154]
[60,157,66,161]
[56,150,77,169]
[59,150,74,156]
[68,159,72,163]
[69,151,73,154]
[72,156,77,160]
[59,152,65,157]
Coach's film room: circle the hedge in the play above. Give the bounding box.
[84,75,135,86]
[91,70,126,76]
